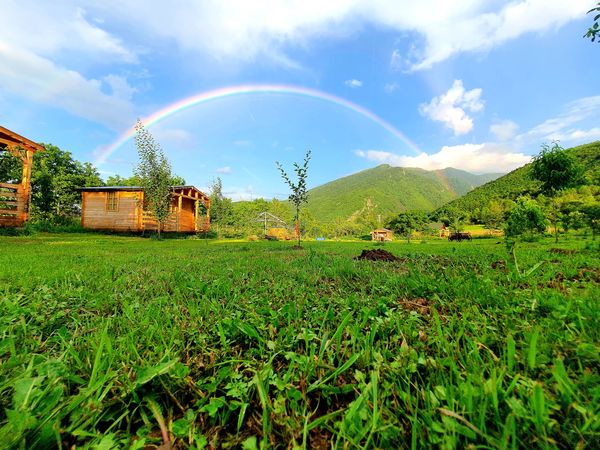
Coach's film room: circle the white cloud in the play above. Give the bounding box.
[519,95,600,144]
[490,120,519,141]
[152,127,194,147]
[356,143,530,173]
[224,185,258,201]
[384,82,400,93]
[345,79,363,88]
[216,166,232,174]
[0,42,134,130]
[419,80,484,135]
[0,2,137,129]
[234,139,252,146]
[86,0,590,70]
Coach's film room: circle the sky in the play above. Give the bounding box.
[1,0,599,200]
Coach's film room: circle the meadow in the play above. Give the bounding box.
[0,234,599,449]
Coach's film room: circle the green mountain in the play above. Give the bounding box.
[305,165,501,222]
[436,140,600,216]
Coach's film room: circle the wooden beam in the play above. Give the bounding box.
[0,209,18,215]
[0,182,19,190]
[0,191,18,198]
[0,126,44,152]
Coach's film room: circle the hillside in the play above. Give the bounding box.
[437,140,600,216]
[305,165,500,222]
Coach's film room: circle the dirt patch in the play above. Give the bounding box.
[491,259,507,270]
[399,297,431,315]
[550,248,577,255]
[354,249,399,262]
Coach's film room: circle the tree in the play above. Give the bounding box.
[531,142,583,242]
[504,197,547,240]
[584,2,600,43]
[0,150,22,183]
[481,200,506,231]
[276,150,311,247]
[387,211,427,243]
[208,177,235,238]
[27,144,103,222]
[581,203,600,240]
[133,121,173,239]
[105,173,185,187]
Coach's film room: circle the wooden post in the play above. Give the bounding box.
[177,194,183,232]
[194,199,199,232]
[19,149,33,224]
[205,198,210,231]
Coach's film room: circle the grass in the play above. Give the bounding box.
[0,233,599,448]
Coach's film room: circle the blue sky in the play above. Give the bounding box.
[1,0,599,200]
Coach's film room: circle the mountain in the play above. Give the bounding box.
[435,140,600,216]
[305,165,501,222]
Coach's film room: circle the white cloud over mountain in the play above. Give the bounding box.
[419,80,484,135]
[356,144,530,174]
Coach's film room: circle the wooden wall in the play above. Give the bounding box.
[178,198,196,232]
[82,191,142,231]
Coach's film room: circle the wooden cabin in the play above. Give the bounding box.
[371,228,394,242]
[80,186,210,233]
[0,126,44,227]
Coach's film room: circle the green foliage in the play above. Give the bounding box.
[29,144,103,221]
[0,234,598,448]
[133,121,173,238]
[440,141,600,219]
[0,150,22,182]
[504,197,547,239]
[584,2,600,43]
[531,142,584,195]
[581,203,600,239]
[105,173,186,187]
[306,165,499,223]
[386,210,427,242]
[276,150,311,245]
[480,199,510,230]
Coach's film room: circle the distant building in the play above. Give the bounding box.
[79,185,210,233]
[371,228,394,242]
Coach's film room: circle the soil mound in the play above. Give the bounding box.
[355,249,398,262]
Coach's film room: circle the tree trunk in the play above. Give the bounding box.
[553,199,558,243]
[295,206,300,246]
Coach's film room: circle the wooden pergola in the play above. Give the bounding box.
[0,126,44,227]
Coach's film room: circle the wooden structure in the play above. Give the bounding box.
[371,228,394,242]
[0,126,44,227]
[80,186,210,233]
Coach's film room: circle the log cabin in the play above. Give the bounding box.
[370,228,394,242]
[79,185,210,233]
[0,126,44,227]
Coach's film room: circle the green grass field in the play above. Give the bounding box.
[1,234,599,449]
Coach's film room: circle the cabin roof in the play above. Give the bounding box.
[78,185,210,201]
[0,126,44,152]
[371,228,392,233]
[79,185,203,192]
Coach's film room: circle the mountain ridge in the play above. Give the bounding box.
[304,164,502,222]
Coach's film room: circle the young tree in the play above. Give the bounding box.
[276,150,311,247]
[208,177,235,238]
[133,120,173,239]
[504,197,547,240]
[531,142,583,242]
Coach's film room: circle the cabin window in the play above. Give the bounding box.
[106,192,118,212]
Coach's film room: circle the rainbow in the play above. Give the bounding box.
[94,84,422,165]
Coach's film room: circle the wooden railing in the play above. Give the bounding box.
[0,183,22,225]
[142,211,178,231]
